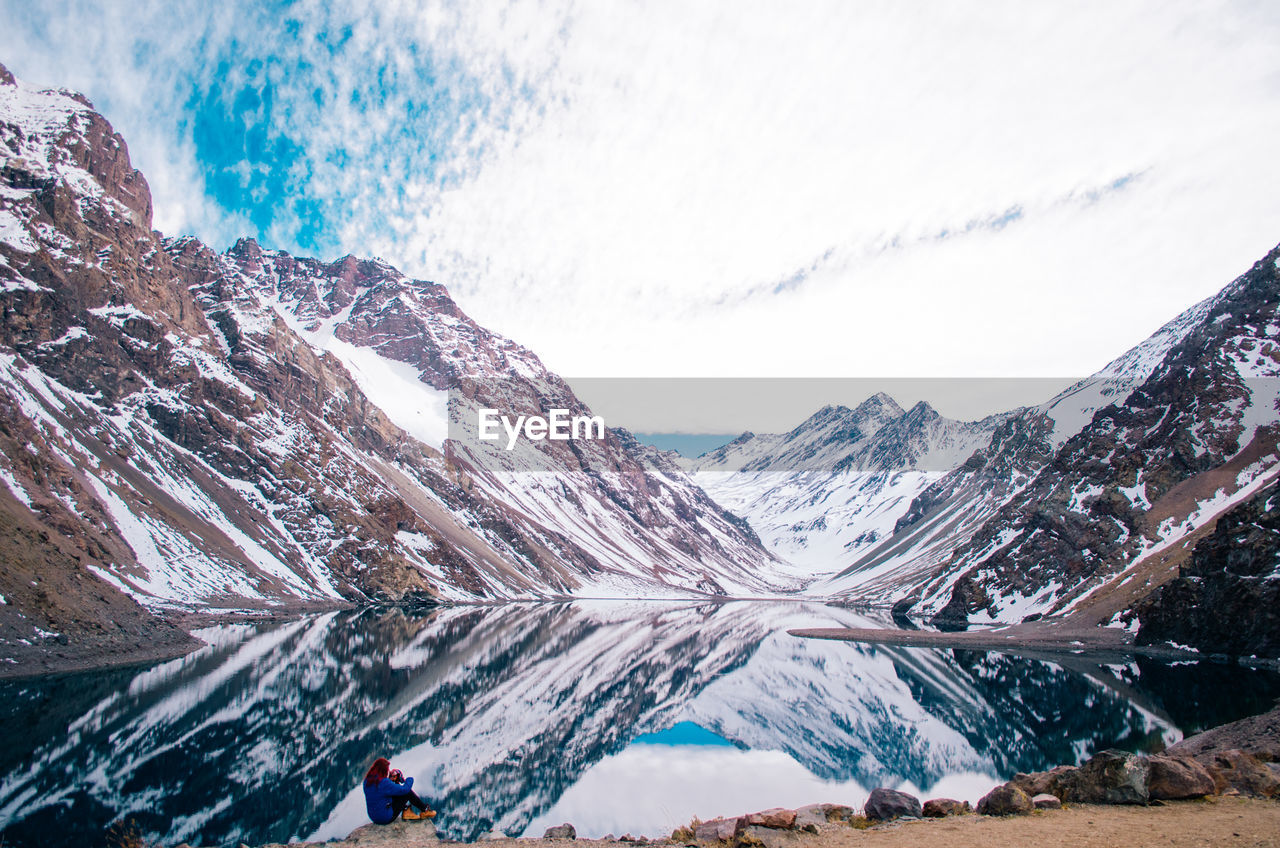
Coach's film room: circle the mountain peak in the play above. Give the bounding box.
[905,399,938,418]
[229,236,264,260]
[854,391,905,419]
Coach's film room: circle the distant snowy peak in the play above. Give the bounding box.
[689,392,1002,476]
[688,394,1008,581]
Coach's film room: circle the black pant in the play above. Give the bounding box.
[391,789,428,819]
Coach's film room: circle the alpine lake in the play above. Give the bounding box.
[3,601,1278,848]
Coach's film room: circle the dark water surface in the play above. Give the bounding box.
[2,602,1278,848]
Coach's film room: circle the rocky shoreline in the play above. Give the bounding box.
[197,705,1280,848]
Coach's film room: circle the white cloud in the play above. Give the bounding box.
[3,0,1280,382]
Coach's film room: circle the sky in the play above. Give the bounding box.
[3,0,1280,387]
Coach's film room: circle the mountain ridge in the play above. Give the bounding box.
[0,62,784,671]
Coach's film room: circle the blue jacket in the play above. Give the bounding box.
[364,776,414,824]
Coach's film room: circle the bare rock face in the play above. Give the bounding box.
[921,798,969,817]
[1146,755,1217,800]
[863,787,922,821]
[1134,480,1280,657]
[975,783,1032,816]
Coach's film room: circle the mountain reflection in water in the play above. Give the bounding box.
[2,601,1278,848]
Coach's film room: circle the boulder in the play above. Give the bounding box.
[1009,765,1079,800]
[792,804,852,829]
[745,809,797,829]
[863,787,922,821]
[1069,750,1149,804]
[1146,755,1217,800]
[976,783,1033,816]
[921,798,969,818]
[1200,749,1280,798]
[543,824,577,840]
[741,826,795,848]
[694,817,744,842]
[1031,794,1062,810]
[345,820,440,845]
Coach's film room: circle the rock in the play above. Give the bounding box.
[1200,749,1280,798]
[543,824,577,840]
[741,826,795,848]
[694,817,744,842]
[1031,794,1062,810]
[863,787,922,821]
[1167,705,1280,762]
[1009,765,1079,800]
[477,831,505,841]
[1068,749,1149,804]
[792,804,852,829]
[921,798,969,818]
[1147,754,1217,800]
[745,808,797,829]
[344,820,440,845]
[976,783,1033,816]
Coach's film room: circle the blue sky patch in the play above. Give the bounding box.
[631,721,735,747]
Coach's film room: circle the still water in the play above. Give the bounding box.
[2,601,1279,848]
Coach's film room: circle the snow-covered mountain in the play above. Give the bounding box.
[680,240,1279,631]
[2,56,1276,659]
[0,62,783,664]
[823,245,1280,628]
[687,395,1007,581]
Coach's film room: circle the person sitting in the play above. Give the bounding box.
[362,757,435,824]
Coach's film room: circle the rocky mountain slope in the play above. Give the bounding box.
[820,243,1280,631]
[1132,478,1280,656]
[0,62,781,665]
[679,236,1279,637]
